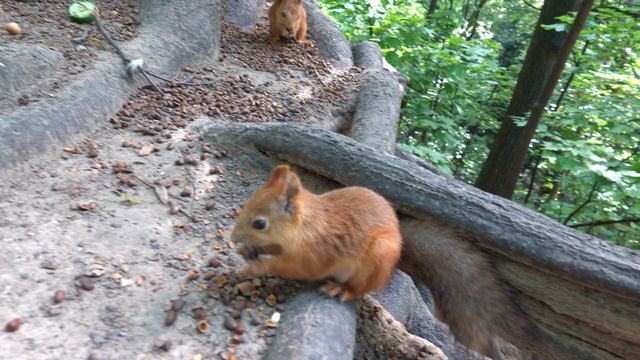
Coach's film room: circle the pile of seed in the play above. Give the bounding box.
[109,20,363,135]
[110,70,303,133]
[219,20,363,116]
[220,21,332,79]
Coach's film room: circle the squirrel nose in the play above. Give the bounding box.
[285,27,293,33]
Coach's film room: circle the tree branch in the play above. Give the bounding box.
[562,180,598,225]
[522,0,541,11]
[594,5,640,19]
[524,150,542,204]
[570,217,640,228]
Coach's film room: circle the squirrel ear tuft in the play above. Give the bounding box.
[284,171,301,201]
[266,165,290,187]
[266,165,301,214]
[283,171,301,214]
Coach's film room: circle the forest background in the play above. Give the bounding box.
[318,0,640,249]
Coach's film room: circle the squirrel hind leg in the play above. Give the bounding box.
[319,281,344,298]
[339,231,402,302]
[319,281,360,303]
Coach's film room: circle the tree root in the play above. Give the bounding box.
[356,295,448,360]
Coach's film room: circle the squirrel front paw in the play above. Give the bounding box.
[238,262,270,278]
[266,35,279,46]
[320,281,357,302]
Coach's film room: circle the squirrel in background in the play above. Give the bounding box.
[231,165,402,302]
[267,0,308,45]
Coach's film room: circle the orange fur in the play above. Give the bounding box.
[231,165,402,301]
[267,0,308,45]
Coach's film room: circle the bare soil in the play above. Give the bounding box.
[0,0,139,112]
[0,9,362,360]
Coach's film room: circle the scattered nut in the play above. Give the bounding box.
[184,155,199,166]
[172,299,185,312]
[231,334,244,344]
[209,166,225,175]
[87,143,98,158]
[75,201,97,211]
[197,320,209,333]
[223,315,236,331]
[4,22,21,35]
[187,269,199,280]
[77,277,95,291]
[165,311,178,326]
[153,338,172,352]
[193,308,207,320]
[122,139,135,147]
[208,258,221,268]
[53,290,66,304]
[5,318,21,332]
[202,271,215,281]
[169,203,180,215]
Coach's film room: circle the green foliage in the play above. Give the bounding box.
[319,0,640,249]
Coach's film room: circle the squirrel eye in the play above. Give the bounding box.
[253,219,267,230]
[282,11,286,17]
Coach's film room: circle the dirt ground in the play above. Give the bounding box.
[0,0,139,113]
[0,5,362,360]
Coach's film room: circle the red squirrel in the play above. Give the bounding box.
[231,165,402,302]
[267,0,308,45]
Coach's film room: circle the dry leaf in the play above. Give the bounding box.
[76,201,97,211]
[215,274,228,288]
[154,183,169,204]
[63,146,79,154]
[122,139,135,148]
[266,294,277,307]
[113,162,132,174]
[138,143,154,156]
[235,281,256,296]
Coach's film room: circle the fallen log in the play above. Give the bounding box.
[205,122,640,359]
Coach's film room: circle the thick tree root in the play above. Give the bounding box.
[356,295,448,360]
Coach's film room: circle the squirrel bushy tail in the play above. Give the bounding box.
[399,217,566,360]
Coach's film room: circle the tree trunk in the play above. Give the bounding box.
[428,0,439,15]
[475,0,582,198]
